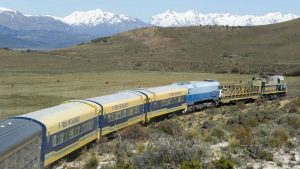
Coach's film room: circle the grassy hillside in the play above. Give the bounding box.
[1,18,299,74]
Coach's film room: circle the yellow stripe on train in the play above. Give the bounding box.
[45,131,97,166]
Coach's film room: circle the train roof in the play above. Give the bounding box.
[0,118,42,159]
[17,101,100,135]
[135,85,187,100]
[143,84,187,93]
[173,80,220,88]
[86,91,145,105]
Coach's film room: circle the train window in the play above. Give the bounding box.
[75,126,80,136]
[109,114,113,121]
[80,124,85,133]
[69,128,74,139]
[117,111,121,119]
[110,113,114,121]
[135,106,139,114]
[52,135,57,146]
[106,114,110,121]
[127,108,132,116]
[57,133,63,145]
[121,110,126,118]
[88,120,93,130]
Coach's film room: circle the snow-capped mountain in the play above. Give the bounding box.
[62,9,148,37]
[0,7,147,48]
[150,10,299,27]
[0,8,72,31]
[63,9,137,26]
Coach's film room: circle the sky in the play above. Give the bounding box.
[0,0,299,22]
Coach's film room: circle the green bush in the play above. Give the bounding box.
[83,153,99,169]
[113,159,135,169]
[130,135,209,168]
[277,113,300,129]
[254,123,288,148]
[185,129,200,139]
[212,156,236,169]
[267,128,288,148]
[180,160,202,169]
[91,36,110,43]
[234,125,252,145]
[119,124,150,141]
[258,150,273,161]
[155,120,182,136]
[210,127,225,140]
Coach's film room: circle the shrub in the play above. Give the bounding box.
[131,135,209,168]
[83,153,99,169]
[231,68,239,73]
[119,125,150,141]
[286,69,300,76]
[136,142,146,154]
[277,114,300,129]
[258,150,273,161]
[212,156,236,169]
[180,159,202,169]
[185,129,200,139]
[113,159,135,169]
[216,69,228,74]
[155,120,182,136]
[114,140,134,158]
[255,123,288,148]
[267,128,288,148]
[91,36,110,43]
[283,101,299,113]
[228,137,240,148]
[210,127,225,140]
[227,110,285,127]
[234,125,252,145]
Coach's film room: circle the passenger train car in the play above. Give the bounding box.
[0,75,287,168]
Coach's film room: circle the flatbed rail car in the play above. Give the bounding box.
[220,83,261,104]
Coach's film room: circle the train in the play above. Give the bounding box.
[0,75,287,169]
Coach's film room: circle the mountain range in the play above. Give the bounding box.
[0,7,298,49]
[150,10,299,27]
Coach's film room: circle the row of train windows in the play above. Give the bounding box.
[52,120,94,147]
[0,137,41,169]
[105,105,142,122]
[152,96,185,109]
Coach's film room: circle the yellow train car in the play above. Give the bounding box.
[17,100,101,167]
[135,85,188,122]
[86,91,147,137]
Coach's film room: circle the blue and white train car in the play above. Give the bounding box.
[173,80,221,110]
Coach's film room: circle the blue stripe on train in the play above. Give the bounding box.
[45,117,98,153]
[186,92,219,105]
